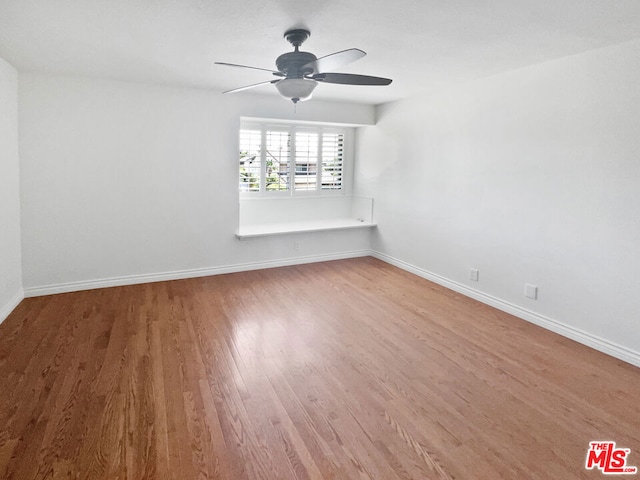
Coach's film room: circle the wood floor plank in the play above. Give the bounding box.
[0,257,638,479]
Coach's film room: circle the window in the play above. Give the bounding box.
[239,122,346,195]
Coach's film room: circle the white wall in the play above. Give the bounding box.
[356,40,640,362]
[18,74,374,293]
[14,41,640,363]
[0,57,23,322]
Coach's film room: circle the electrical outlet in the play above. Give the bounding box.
[470,268,479,282]
[525,283,538,299]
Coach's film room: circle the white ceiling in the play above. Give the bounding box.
[1,0,640,105]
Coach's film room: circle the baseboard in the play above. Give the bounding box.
[372,251,640,368]
[23,250,372,298]
[0,289,24,325]
[20,249,640,368]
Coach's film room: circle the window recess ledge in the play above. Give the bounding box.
[236,218,376,239]
[237,195,375,239]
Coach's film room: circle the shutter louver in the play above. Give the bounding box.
[321,133,344,190]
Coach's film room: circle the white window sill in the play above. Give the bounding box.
[236,218,377,239]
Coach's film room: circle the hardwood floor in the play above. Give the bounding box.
[0,257,638,479]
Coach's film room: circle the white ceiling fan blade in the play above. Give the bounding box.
[215,62,284,76]
[302,49,366,74]
[222,79,280,94]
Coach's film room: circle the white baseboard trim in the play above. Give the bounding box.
[372,251,640,368]
[23,250,371,298]
[0,289,25,325]
[20,249,640,368]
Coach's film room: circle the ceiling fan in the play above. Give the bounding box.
[215,29,392,103]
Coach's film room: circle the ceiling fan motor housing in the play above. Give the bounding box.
[276,28,318,77]
[276,51,317,77]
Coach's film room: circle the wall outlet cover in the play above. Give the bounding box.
[525,283,538,299]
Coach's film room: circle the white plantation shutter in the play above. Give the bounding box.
[265,129,291,191]
[294,131,319,191]
[239,123,346,195]
[321,132,344,190]
[239,129,261,192]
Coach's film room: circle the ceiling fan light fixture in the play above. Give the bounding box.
[275,78,318,103]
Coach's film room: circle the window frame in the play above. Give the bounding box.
[239,120,352,198]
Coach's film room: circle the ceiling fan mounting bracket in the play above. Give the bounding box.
[284,29,311,49]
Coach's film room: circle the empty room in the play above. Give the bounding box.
[1,1,639,479]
